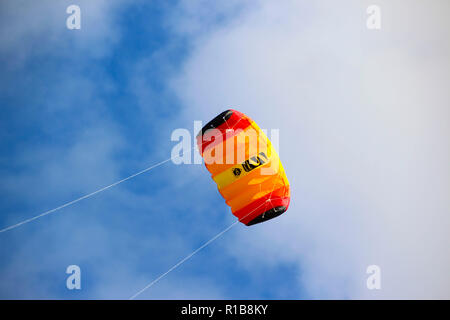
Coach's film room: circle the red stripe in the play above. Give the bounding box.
[232,186,290,225]
[196,110,252,154]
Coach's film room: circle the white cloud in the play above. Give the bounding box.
[172,0,450,298]
[0,0,126,68]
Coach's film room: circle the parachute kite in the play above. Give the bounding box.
[196,109,290,226]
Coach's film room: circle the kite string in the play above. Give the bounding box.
[129,129,282,299]
[0,116,252,234]
[0,146,201,234]
[128,198,271,300]
[0,111,284,298]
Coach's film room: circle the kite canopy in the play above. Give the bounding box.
[197,109,290,226]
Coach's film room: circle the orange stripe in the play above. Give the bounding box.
[204,122,267,176]
[223,170,288,212]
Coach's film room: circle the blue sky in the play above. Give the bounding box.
[1,0,449,299]
[0,0,301,299]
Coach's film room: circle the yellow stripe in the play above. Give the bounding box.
[212,123,276,188]
[213,144,276,189]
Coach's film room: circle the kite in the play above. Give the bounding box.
[196,109,290,226]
